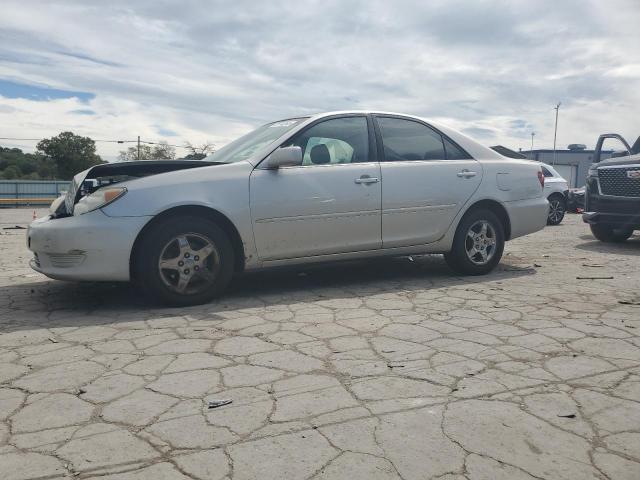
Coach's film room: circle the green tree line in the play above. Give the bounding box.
[1,132,103,180]
[1,133,214,180]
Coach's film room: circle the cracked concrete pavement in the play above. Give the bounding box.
[1,208,639,479]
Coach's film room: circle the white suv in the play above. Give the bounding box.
[539,163,569,225]
[28,111,549,305]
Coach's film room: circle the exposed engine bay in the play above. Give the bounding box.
[51,160,217,217]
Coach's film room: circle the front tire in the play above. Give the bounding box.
[444,209,505,275]
[590,224,633,243]
[547,195,566,225]
[134,216,235,306]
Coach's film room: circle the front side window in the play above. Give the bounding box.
[208,118,306,164]
[286,116,369,165]
[541,166,553,178]
[377,117,445,161]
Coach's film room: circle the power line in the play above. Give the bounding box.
[0,136,191,148]
[0,137,42,141]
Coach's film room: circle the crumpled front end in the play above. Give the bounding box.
[28,159,218,281]
[27,209,151,281]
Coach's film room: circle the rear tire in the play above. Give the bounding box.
[134,215,235,306]
[444,209,505,275]
[547,195,566,225]
[590,224,633,243]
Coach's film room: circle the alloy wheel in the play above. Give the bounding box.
[158,233,220,295]
[465,220,497,265]
[548,199,565,224]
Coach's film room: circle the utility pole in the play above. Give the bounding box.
[553,102,561,165]
[137,136,141,161]
[530,132,535,159]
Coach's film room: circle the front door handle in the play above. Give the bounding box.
[355,175,379,184]
[457,169,477,178]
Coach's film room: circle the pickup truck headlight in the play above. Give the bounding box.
[588,165,599,177]
[74,187,127,215]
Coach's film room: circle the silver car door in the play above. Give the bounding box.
[250,115,382,261]
[375,115,482,248]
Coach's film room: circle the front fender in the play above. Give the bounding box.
[101,161,260,269]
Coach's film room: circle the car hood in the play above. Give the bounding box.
[62,160,220,216]
[596,153,640,168]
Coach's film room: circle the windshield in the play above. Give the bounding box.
[207,118,307,164]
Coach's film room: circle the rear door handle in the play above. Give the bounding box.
[457,169,477,178]
[355,175,379,184]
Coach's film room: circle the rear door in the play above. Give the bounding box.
[374,115,482,247]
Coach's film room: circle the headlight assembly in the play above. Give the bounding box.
[49,195,66,216]
[73,187,127,215]
[588,166,599,177]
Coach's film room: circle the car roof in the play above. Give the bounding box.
[295,111,504,161]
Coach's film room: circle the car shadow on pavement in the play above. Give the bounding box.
[0,255,536,332]
[575,235,640,256]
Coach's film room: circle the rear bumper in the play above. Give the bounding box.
[27,210,151,281]
[504,196,549,240]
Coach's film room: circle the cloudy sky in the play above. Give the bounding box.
[1,0,639,161]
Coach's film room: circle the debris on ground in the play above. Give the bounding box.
[619,299,640,306]
[208,399,233,409]
[576,276,614,280]
[557,413,577,419]
[582,263,605,268]
[48,337,58,343]
[2,225,26,230]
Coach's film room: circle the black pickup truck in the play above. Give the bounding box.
[583,134,640,242]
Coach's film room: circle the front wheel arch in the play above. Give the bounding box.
[130,205,245,280]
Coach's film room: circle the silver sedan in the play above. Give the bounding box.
[28,111,548,305]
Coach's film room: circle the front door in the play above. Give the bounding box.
[375,115,482,247]
[250,115,382,261]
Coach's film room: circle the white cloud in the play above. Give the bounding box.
[1,0,639,160]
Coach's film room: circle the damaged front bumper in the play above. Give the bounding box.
[27,209,151,281]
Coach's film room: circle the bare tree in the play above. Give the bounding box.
[184,141,215,160]
[118,142,176,161]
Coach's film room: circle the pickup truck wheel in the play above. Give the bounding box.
[444,209,505,275]
[547,195,566,225]
[134,216,234,306]
[590,224,633,243]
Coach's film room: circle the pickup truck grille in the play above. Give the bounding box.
[599,166,640,197]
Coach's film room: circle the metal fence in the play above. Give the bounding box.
[0,180,69,207]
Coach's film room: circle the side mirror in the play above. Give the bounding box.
[265,146,302,169]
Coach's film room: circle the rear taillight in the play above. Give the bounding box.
[537,170,545,188]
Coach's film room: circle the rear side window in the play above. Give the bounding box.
[377,117,445,161]
[443,137,471,160]
[541,166,553,177]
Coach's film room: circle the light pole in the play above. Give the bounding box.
[553,102,561,165]
[530,132,535,159]
[137,136,141,161]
